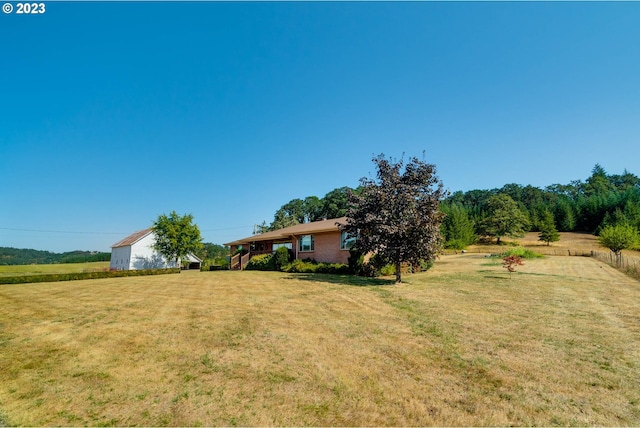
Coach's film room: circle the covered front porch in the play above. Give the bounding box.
[229,241,293,270]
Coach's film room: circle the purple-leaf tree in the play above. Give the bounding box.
[339,154,448,283]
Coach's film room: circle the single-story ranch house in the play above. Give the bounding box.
[110,228,202,271]
[224,216,355,270]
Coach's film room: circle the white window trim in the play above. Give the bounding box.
[298,234,314,252]
[340,231,357,250]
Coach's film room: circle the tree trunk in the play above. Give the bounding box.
[496,236,501,245]
[395,262,402,283]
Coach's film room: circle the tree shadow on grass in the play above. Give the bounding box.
[284,273,395,287]
[479,269,509,280]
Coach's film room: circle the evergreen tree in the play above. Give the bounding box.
[585,164,616,197]
[609,169,640,190]
[599,208,629,231]
[538,210,560,246]
[441,203,477,250]
[623,199,640,230]
[270,209,300,230]
[554,199,576,231]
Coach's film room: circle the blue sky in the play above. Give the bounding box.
[1,1,639,253]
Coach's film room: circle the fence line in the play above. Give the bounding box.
[590,251,640,280]
[446,246,640,280]
[450,247,592,257]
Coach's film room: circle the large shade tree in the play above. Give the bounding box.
[322,187,353,219]
[339,154,448,283]
[480,194,530,244]
[152,211,203,268]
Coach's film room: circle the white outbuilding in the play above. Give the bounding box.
[110,228,202,271]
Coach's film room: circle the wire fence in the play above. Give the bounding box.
[590,251,640,280]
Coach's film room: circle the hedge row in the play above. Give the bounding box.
[0,268,181,285]
[281,259,350,274]
[243,249,436,278]
[243,253,351,275]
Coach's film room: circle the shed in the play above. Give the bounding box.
[110,228,202,270]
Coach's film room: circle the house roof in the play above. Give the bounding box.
[224,216,349,246]
[183,253,203,263]
[111,228,152,248]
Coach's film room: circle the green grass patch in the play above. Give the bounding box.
[0,409,10,427]
[498,247,544,259]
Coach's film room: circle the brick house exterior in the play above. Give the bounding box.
[224,217,354,270]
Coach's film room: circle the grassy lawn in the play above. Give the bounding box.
[1,256,639,426]
[0,262,110,277]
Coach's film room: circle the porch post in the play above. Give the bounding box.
[291,235,298,260]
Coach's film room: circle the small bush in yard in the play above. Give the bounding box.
[348,249,365,275]
[244,253,276,271]
[315,263,350,274]
[380,264,396,276]
[502,255,524,278]
[274,247,292,270]
[420,258,435,271]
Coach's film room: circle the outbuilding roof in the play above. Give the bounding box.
[111,228,152,248]
[224,216,348,246]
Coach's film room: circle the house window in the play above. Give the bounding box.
[298,235,314,252]
[273,242,292,251]
[340,231,357,250]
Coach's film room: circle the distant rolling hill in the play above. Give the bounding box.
[0,247,110,265]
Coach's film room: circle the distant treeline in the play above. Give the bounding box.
[0,247,111,265]
[442,164,640,233]
[261,164,640,248]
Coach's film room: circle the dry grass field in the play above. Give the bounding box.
[1,255,639,426]
[467,231,640,258]
[0,262,110,277]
